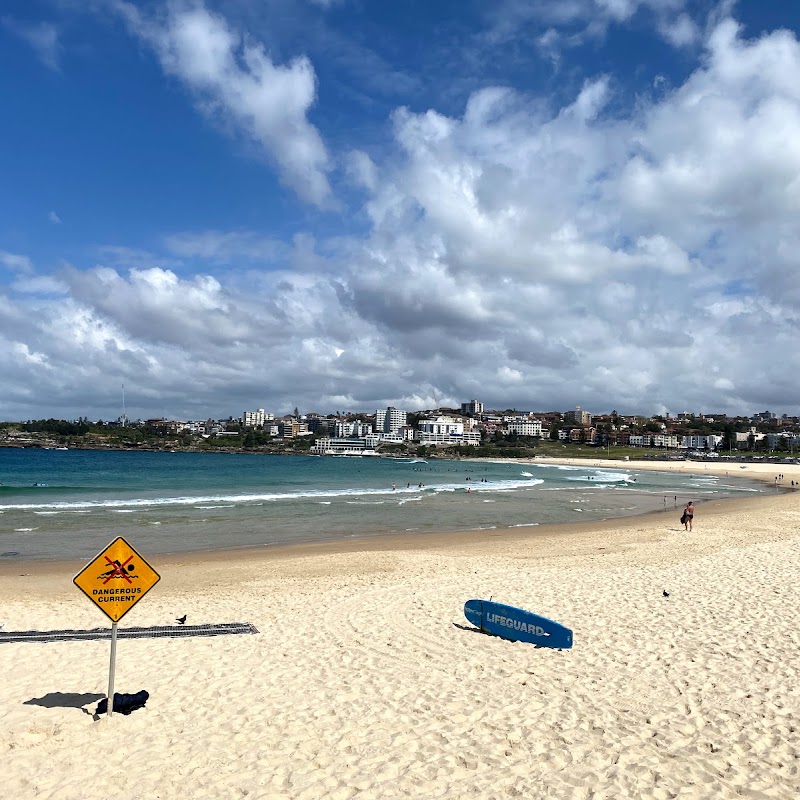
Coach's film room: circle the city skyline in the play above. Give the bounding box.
[3,2,800,421]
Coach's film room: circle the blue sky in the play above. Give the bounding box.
[2,1,800,421]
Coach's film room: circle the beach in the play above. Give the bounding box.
[2,459,800,799]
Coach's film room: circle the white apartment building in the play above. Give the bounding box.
[681,434,723,450]
[416,430,481,446]
[380,427,415,443]
[628,433,680,448]
[415,416,481,446]
[334,420,355,437]
[176,421,203,434]
[242,408,274,428]
[506,420,543,437]
[376,407,407,434]
[735,429,764,448]
[418,416,464,437]
[311,435,380,455]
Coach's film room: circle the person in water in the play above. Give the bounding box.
[683,501,694,532]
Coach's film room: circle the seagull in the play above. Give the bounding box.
[662,590,670,598]
[176,615,187,625]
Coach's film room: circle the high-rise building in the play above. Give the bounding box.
[242,409,273,428]
[376,407,407,434]
[564,406,591,425]
[461,400,484,415]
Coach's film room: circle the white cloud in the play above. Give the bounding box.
[48,211,62,224]
[0,251,34,273]
[658,12,700,47]
[7,11,800,419]
[114,1,332,206]
[164,230,287,263]
[1,17,61,70]
[489,0,695,53]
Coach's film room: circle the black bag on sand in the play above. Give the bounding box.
[96,690,149,716]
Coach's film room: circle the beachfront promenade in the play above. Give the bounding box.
[1,458,799,799]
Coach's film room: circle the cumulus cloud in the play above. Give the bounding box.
[6,11,800,419]
[114,1,332,206]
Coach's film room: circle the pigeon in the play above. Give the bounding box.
[662,590,670,598]
[176,615,187,625]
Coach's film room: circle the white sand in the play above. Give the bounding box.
[2,478,800,799]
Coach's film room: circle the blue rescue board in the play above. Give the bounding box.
[464,599,573,649]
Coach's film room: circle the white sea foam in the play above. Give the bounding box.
[0,476,546,512]
[194,505,232,510]
[508,522,539,527]
[14,527,39,532]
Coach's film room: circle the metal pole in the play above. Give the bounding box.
[107,621,118,718]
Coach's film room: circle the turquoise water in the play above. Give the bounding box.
[0,448,764,560]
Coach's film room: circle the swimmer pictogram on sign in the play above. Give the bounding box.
[74,537,160,622]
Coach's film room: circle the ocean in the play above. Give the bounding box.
[0,448,765,560]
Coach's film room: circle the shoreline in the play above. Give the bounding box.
[0,454,783,571]
[0,487,781,581]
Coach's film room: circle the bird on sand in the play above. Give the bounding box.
[176,615,187,625]
[662,590,670,598]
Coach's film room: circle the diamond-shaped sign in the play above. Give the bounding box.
[73,537,160,622]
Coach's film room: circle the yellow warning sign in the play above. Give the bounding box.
[73,537,160,622]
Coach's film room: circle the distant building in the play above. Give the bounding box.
[681,434,723,450]
[629,434,679,448]
[242,408,273,428]
[506,420,543,437]
[279,420,310,439]
[416,416,480,446]
[376,407,407,434]
[335,420,355,437]
[564,406,591,425]
[460,400,484,415]
[311,435,380,455]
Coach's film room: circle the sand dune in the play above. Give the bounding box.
[2,486,800,799]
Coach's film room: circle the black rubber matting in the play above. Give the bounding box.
[0,622,259,644]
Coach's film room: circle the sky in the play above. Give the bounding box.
[2,0,800,422]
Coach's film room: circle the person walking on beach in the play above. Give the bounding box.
[683,501,694,532]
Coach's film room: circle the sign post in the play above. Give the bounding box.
[107,622,118,718]
[73,537,160,718]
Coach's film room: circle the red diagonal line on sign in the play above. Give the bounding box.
[102,554,133,584]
